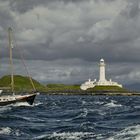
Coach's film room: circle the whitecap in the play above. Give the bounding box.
[95,101,104,105]
[134,105,140,109]
[12,102,33,107]
[104,100,122,108]
[82,108,88,117]
[0,101,41,108]
[34,132,96,140]
[14,129,23,137]
[87,108,106,116]
[34,102,43,106]
[0,127,12,135]
[107,125,140,140]
[82,100,86,105]
[0,102,34,109]
[74,108,88,119]
[0,127,23,136]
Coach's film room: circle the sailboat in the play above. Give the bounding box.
[0,27,39,106]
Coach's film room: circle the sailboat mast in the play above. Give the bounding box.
[8,27,14,93]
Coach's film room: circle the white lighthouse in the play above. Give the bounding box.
[99,58,106,82]
[80,58,122,90]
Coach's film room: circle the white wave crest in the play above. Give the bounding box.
[75,108,88,119]
[104,100,122,108]
[82,100,86,105]
[13,101,43,107]
[34,102,43,106]
[0,127,23,136]
[35,132,96,140]
[95,101,104,105]
[107,125,140,140]
[13,102,33,107]
[82,108,88,117]
[0,127,12,135]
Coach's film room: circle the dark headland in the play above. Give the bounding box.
[0,75,139,96]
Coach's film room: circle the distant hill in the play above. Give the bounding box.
[0,75,46,92]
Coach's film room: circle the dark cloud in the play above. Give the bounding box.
[0,0,140,85]
[8,0,89,13]
[120,0,140,18]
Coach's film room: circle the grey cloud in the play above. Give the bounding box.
[8,0,90,13]
[121,0,140,18]
[0,0,140,85]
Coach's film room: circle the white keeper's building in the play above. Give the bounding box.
[80,59,122,90]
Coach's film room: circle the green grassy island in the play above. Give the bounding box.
[46,84,129,94]
[0,75,139,96]
[46,84,127,92]
[0,75,46,92]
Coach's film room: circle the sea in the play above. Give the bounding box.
[0,94,140,140]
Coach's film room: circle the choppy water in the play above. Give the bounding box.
[0,94,140,140]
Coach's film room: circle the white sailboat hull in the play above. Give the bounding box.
[0,93,37,106]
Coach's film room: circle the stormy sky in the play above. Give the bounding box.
[0,0,140,86]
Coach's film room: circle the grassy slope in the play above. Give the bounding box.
[46,84,127,92]
[46,84,80,91]
[87,85,128,92]
[0,75,46,92]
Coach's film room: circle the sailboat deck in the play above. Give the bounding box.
[0,96,16,102]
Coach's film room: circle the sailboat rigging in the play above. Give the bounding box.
[0,27,39,106]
